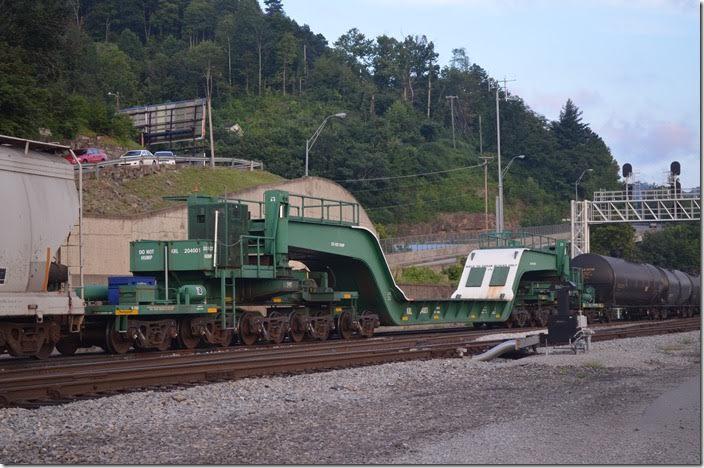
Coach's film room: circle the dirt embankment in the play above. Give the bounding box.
[390,211,520,237]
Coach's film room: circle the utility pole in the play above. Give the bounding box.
[303,44,307,78]
[446,95,458,148]
[494,77,516,233]
[427,59,433,118]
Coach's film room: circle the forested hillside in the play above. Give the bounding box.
[0,0,621,227]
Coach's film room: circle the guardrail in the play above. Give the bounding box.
[380,223,570,254]
[593,187,700,202]
[73,155,264,174]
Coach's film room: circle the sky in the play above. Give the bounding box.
[279,0,701,188]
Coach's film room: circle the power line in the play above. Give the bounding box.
[336,162,485,183]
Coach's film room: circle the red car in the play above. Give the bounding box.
[64,148,109,164]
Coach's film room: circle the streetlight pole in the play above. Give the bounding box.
[495,87,503,233]
[107,91,121,110]
[502,154,525,179]
[575,168,594,201]
[492,77,516,233]
[305,112,347,177]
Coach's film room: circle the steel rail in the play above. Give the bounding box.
[0,318,699,407]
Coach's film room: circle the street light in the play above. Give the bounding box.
[496,154,525,233]
[501,154,525,178]
[575,168,594,201]
[305,112,347,177]
[107,91,121,110]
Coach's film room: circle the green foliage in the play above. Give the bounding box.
[590,224,638,259]
[590,223,700,273]
[637,223,700,274]
[396,266,446,284]
[442,258,465,286]
[1,0,622,228]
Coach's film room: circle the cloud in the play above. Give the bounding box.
[515,88,604,121]
[599,116,700,187]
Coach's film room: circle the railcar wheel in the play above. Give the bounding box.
[660,309,668,320]
[504,318,514,329]
[288,311,306,343]
[337,311,355,339]
[105,321,132,354]
[156,337,172,351]
[266,311,287,344]
[534,309,550,327]
[238,312,260,346]
[215,329,233,347]
[32,340,54,360]
[56,334,80,356]
[315,318,330,341]
[177,318,201,349]
[515,310,529,328]
[359,310,377,338]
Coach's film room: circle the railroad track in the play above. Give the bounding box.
[0,318,699,408]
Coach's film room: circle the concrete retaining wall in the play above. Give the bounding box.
[396,283,455,300]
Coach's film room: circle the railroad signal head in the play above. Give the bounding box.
[622,163,632,178]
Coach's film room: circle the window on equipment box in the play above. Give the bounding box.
[490,266,510,286]
[465,267,486,287]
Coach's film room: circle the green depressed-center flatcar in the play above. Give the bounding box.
[75,189,582,354]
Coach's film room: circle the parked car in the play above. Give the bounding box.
[118,149,157,166]
[64,147,108,164]
[153,150,176,165]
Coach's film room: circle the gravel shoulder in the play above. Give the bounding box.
[0,330,700,465]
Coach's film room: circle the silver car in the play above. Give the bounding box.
[153,151,177,165]
[118,149,157,166]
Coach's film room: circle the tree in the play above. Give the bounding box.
[264,0,284,16]
[151,0,180,37]
[552,99,589,149]
[216,14,237,86]
[590,224,637,259]
[334,28,373,73]
[239,0,266,95]
[187,41,223,164]
[637,223,701,273]
[95,42,140,106]
[184,0,216,46]
[277,32,298,95]
[450,47,470,72]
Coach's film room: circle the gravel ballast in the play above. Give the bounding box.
[0,330,700,464]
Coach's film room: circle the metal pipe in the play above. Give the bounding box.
[164,245,169,301]
[496,88,503,233]
[213,209,219,269]
[68,149,84,300]
[472,340,517,361]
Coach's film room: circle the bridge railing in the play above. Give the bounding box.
[72,155,263,175]
[380,223,570,254]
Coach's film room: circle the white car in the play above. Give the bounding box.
[153,151,177,165]
[118,150,156,166]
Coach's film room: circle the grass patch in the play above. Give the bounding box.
[583,360,605,370]
[84,167,282,216]
[395,266,450,285]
